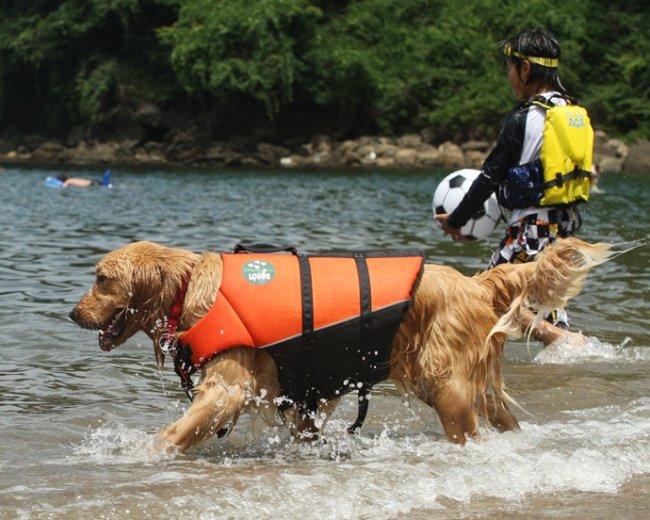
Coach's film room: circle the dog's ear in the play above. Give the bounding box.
[128,260,166,306]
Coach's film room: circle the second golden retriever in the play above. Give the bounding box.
[69,238,613,451]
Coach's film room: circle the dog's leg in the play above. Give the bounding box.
[158,378,247,451]
[431,384,479,445]
[406,375,479,445]
[483,394,520,432]
[158,351,258,451]
[282,398,339,441]
[158,349,281,451]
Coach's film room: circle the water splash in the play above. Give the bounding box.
[72,421,170,464]
[534,336,650,364]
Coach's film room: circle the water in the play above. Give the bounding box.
[1,166,649,519]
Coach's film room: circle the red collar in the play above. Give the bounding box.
[157,272,197,400]
[159,272,191,356]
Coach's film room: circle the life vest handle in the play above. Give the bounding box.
[233,243,298,255]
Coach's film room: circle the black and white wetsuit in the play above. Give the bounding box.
[447,91,581,269]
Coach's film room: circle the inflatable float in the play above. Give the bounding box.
[44,170,113,189]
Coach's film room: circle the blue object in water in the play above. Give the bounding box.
[100,169,112,187]
[44,176,65,189]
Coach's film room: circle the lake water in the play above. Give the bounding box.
[0,165,648,519]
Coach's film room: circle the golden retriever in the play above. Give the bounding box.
[69,238,613,451]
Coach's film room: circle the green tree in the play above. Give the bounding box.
[581,1,650,140]
[0,0,179,134]
[0,0,647,143]
[159,0,322,117]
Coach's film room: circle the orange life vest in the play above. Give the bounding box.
[178,248,424,407]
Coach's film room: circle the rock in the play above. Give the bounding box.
[375,156,396,167]
[394,148,419,166]
[396,134,423,149]
[417,149,442,166]
[342,149,362,165]
[31,141,68,162]
[374,142,398,158]
[464,150,487,169]
[306,150,334,167]
[134,103,166,129]
[280,156,296,167]
[0,115,634,172]
[24,134,47,151]
[461,140,490,152]
[311,134,333,153]
[337,139,359,155]
[437,141,465,168]
[608,139,628,158]
[420,127,437,144]
[256,142,289,165]
[67,142,123,164]
[623,139,650,174]
[93,107,146,143]
[281,154,308,167]
[357,144,377,159]
[164,129,203,163]
[599,156,624,174]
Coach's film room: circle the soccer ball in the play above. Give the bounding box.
[432,169,501,240]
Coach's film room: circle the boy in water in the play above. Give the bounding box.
[436,29,594,346]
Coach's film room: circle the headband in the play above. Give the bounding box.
[504,44,559,68]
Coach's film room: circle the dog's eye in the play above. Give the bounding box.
[96,274,108,283]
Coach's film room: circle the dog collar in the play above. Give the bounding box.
[159,272,192,354]
[157,272,197,400]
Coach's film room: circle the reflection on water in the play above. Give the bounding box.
[0,166,649,519]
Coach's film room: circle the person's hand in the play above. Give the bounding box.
[434,214,466,241]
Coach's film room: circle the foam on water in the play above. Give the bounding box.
[71,421,171,465]
[59,398,650,519]
[534,336,650,364]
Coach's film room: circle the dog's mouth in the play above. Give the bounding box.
[98,308,129,351]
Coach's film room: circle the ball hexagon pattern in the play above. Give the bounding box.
[432,169,502,240]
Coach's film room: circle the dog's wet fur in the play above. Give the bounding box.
[70,238,614,451]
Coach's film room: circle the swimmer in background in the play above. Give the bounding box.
[56,169,112,188]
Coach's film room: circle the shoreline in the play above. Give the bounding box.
[0,129,641,174]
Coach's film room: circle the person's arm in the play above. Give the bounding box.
[440,109,526,236]
[446,172,500,229]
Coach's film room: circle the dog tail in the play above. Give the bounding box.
[478,237,618,342]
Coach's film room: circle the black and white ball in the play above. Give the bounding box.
[432,169,501,240]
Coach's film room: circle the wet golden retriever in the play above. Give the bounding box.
[70,238,613,451]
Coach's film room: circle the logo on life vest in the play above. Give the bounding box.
[242,260,276,285]
[567,113,586,128]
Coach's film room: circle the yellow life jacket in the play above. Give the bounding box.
[534,96,593,206]
[501,96,593,209]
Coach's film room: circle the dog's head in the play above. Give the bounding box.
[69,241,196,352]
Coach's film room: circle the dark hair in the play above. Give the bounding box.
[56,174,69,182]
[500,29,570,97]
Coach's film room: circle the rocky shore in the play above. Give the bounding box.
[1,104,648,174]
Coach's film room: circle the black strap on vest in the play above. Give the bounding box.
[230,243,410,433]
[348,253,372,433]
[298,254,318,414]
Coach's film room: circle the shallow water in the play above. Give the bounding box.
[1,165,649,519]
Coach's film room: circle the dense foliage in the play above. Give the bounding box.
[0,0,648,143]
